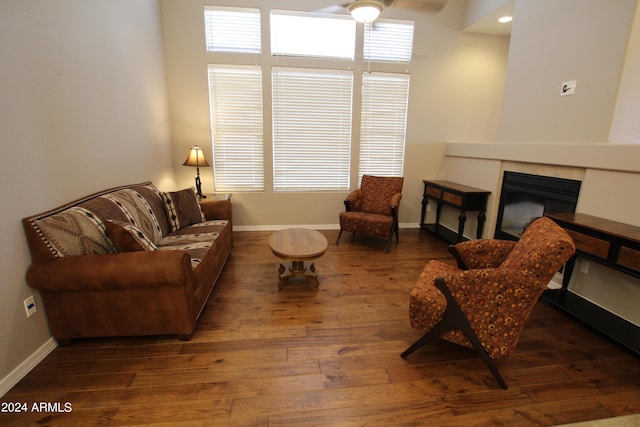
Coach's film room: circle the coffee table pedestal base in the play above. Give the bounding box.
[269,229,327,290]
[278,261,318,289]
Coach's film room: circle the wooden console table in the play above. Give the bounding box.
[420,180,490,243]
[544,213,640,354]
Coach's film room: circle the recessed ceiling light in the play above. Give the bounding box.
[498,16,513,23]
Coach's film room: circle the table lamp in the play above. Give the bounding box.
[183,145,210,199]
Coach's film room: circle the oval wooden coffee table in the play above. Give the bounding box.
[268,228,328,289]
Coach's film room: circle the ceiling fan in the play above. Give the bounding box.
[320,0,446,22]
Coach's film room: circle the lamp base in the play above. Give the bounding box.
[195,176,206,200]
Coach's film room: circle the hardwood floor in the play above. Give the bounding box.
[2,229,639,426]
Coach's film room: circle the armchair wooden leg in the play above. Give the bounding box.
[401,316,451,358]
[336,229,343,245]
[385,225,398,253]
[402,277,508,390]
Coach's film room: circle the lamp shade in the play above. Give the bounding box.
[183,146,210,168]
[348,0,383,23]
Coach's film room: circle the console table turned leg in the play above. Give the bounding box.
[477,210,487,239]
[457,210,467,242]
[420,193,428,226]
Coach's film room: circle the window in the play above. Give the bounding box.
[358,72,410,181]
[204,6,261,53]
[204,6,414,192]
[272,68,353,191]
[208,65,264,191]
[270,10,356,60]
[364,19,414,62]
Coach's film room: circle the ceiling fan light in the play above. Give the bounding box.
[348,1,383,23]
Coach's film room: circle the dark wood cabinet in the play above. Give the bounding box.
[420,180,490,243]
[544,212,640,354]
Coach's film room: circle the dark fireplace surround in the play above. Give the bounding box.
[495,172,582,241]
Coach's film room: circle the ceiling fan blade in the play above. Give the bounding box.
[316,5,346,14]
[389,0,446,13]
[315,3,351,14]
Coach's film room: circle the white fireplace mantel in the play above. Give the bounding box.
[440,141,640,234]
[445,142,640,174]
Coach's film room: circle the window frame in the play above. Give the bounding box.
[270,10,357,60]
[272,67,354,192]
[358,71,411,184]
[204,6,261,54]
[208,64,265,192]
[364,18,414,62]
[202,6,415,193]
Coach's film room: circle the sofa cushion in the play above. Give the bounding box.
[162,188,206,232]
[101,188,164,244]
[105,220,158,252]
[159,242,212,269]
[32,207,117,257]
[130,184,171,237]
[157,219,229,269]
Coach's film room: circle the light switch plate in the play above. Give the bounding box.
[561,80,577,96]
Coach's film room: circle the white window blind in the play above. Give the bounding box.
[204,6,261,54]
[208,65,264,191]
[272,68,353,191]
[364,19,414,62]
[270,10,356,59]
[358,72,410,182]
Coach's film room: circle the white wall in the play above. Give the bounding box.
[498,0,637,143]
[160,0,510,228]
[609,1,640,144]
[462,0,511,28]
[0,0,174,394]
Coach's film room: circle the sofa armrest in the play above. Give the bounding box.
[199,199,232,223]
[449,239,517,270]
[26,251,192,292]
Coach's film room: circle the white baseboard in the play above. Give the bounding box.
[0,338,58,397]
[233,223,420,232]
[400,223,420,229]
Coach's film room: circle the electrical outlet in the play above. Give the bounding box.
[426,204,431,212]
[23,295,37,318]
[579,260,590,274]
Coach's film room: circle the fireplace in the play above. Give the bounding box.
[495,172,582,241]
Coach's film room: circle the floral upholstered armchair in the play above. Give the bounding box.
[402,217,575,389]
[336,175,404,253]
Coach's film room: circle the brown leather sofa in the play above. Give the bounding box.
[22,182,232,344]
